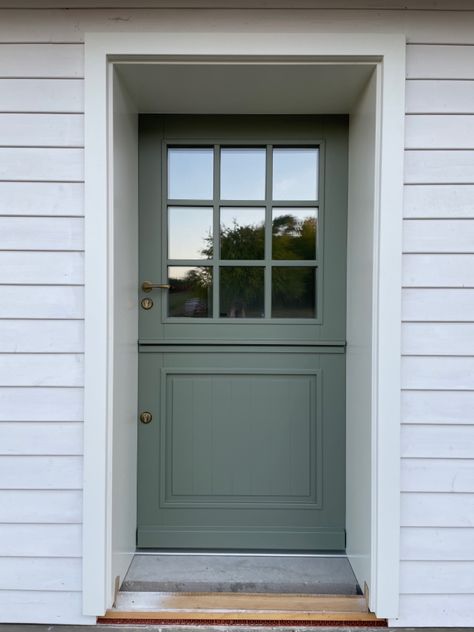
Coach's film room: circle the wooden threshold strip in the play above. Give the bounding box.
[101,592,387,625]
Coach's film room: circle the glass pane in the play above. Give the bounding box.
[168,207,213,260]
[272,208,318,260]
[220,266,264,318]
[168,147,213,200]
[168,266,213,318]
[220,148,266,200]
[272,267,316,318]
[272,148,318,200]
[220,208,265,260]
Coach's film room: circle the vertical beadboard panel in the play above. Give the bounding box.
[399,41,474,628]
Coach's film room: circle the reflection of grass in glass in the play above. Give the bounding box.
[220,266,264,318]
[272,267,315,318]
[168,267,212,317]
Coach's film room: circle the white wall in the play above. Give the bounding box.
[109,70,139,605]
[400,42,474,627]
[0,6,473,626]
[345,68,377,596]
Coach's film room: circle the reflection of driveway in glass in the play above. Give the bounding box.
[184,298,207,316]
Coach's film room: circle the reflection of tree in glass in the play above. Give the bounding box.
[272,214,317,312]
[272,267,314,316]
[220,266,264,317]
[219,220,265,260]
[180,219,263,317]
[272,213,316,260]
[172,214,316,317]
[218,219,265,317]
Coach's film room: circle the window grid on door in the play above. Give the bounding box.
[162,140,323,321]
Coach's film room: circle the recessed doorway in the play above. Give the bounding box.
[82,38,404,619]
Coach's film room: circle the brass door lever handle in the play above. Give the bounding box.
[141,281,171,293]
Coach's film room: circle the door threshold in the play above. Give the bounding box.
[134,550,349,557]
[100,592,387,626]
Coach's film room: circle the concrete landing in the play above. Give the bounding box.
[121,554,361,595]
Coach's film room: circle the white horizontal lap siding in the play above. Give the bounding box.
[0,557,82,591]
[0,490,82,523]
[0,44,83,78]
[406,81,474,115]
[0,422,83,455]
[399,42,474,627]
[0,456,83,489]
[401,527,474,561]
[401,459,474,492]
[0,217,84,250]
[402,425,474,458]
[0,79,84,113]
[0,148,83,181]
[0,523,82,557]
[0,39,87,624]
[0,355,83,387]
[0,320,84,353]
[0,114,83,148]
[0,591,88,625]
[0,9,473,629]
[0,182,84,216]
[403,323,474,355]
[0,286,83,318]
[0,252,83,285]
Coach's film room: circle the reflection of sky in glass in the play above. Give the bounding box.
[220,207,265,231]
[168,148,213,200]
[168,207,213,260]
[273,148,318,200]
[220,148,266,200]
[169,265,207,280]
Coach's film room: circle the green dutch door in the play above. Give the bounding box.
[138,115,348,550]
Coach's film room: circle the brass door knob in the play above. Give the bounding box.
[139,411,153,424]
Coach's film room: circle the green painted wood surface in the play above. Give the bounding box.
[137,116,348,550]
[139,115,348,345]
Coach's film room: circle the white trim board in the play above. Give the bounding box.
[83,31,405,621]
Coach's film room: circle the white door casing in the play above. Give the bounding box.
[83,32,405,619]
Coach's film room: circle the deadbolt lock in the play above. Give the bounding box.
[141,297,154,310]
[139,411,153,425]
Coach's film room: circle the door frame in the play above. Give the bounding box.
[83,31,405,621]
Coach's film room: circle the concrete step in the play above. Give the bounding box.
[120,554,361,595]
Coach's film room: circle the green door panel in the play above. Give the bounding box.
[138,115,348,550]
[139,115,348,345]
[137,348,345,550]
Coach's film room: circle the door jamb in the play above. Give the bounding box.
[83,31,405,621]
